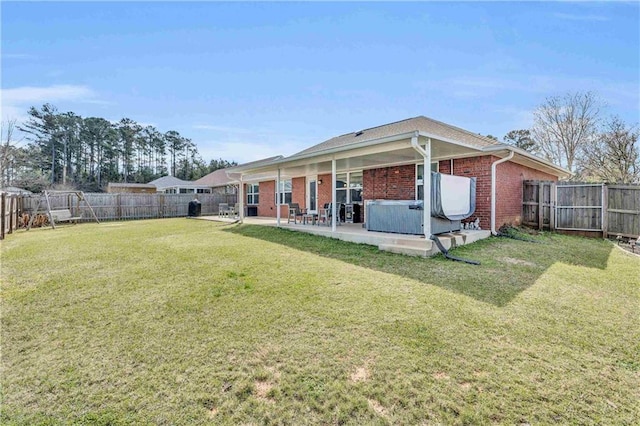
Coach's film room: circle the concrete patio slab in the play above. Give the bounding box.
[197,215,491,257]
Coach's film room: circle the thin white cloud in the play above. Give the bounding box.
[2,84,96,104]
[2,53,37,59]
[1,84,102,122]
[198,141,286,164]
[553,13,610,22]
[192,122,318,163]
[196,129,310,164]
[193,124,255,134]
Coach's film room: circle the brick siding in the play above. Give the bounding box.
[495,160,557,228]
[257,180,288,218]
[363,165,416,201]
[317,173,333,209]
[292,177,306,210]
[255,156,558,229]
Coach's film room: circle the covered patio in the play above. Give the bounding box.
[230,129,496,236]
[208,116,568,256]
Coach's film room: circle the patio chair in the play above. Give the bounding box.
[218,203,229,217]
[231,203,240,218]
[319,203,341,226]
[288,203,304,224]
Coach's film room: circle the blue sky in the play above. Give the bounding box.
[2,2,638,163]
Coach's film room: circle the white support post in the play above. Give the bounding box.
[238,177,244,223]
[276,168,281,227]
[411,133,431,237]
[331,158,337,232]
[423,138,431,238]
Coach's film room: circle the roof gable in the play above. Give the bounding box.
[194,169,235,187]
[293,116,501,157]
[148,176,195,188]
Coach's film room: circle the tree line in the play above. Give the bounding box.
[0,104,237,192]
[2,93,638,192]
[501,91,639,184]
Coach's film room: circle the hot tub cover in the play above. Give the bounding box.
[430,172,476,220]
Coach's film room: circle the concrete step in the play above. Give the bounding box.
[379,232,490,257]
[378,243,434,257]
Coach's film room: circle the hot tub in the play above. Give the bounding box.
[365,172,476,235]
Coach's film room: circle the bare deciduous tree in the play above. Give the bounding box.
[532,91,602,172]
[1,119,20,187]
[579,116,639,184]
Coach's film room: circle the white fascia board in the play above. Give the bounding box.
[237,130,490,177]
[240,131,420,175]
[482,145,571,178]
[416,131,485,152]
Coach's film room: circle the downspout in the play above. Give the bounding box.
[331,158,336,232]
[238,176,244,224]
[411,132,431,238]
[276,168,281,227]
[491,150,515,235]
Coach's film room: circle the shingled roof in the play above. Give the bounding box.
[148,176,197,189]
[194,168,235,187]
[292,116,501,157]
[195,156,284,185]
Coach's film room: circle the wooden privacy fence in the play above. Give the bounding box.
[21,192,237,222]
[523,181,640,238]
[0,192,23,240]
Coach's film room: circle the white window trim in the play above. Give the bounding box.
[306,175,318,213]
[335,170,363,204]
[246,183,259,205]
[416,162,439,200]
[275,179,292,205]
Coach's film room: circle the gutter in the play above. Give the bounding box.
[237,130,487,175]
[491,149,515,235]
[241,131,421,174]
[482,144,571,178]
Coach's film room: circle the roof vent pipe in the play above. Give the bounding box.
[491,150,515,235]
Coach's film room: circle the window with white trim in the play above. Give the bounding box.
[335,171,363,204]
[416,162,439,200]
[275,179,292,204]
[247,183,259,205]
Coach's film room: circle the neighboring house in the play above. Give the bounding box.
[107,183,157,193]
[227,116,570,236]
[193,168,239,196]
[148,176,212,194]
[194,155,283,205]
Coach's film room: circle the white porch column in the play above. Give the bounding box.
[423,138,432,238]
[238,177,244,223]
[276,168,281,227]
[331,158,337,232]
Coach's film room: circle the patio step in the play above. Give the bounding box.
[378,244,429,257]
[377,232,491,257]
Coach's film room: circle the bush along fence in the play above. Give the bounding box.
[523,181,640,238]
[14,192,237,224]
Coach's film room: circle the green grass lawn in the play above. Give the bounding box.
[2,219,638,425]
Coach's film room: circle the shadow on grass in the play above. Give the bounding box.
[224,224,613,307]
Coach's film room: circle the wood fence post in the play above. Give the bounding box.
[8,196,14,234]
[117,193,122,220]
[550,182,556,231]
[1,192,6,240]
[602,184,608,239]
[538,182,544,230]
